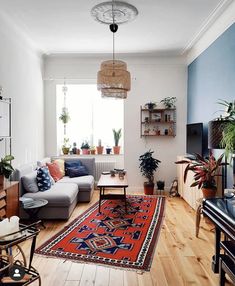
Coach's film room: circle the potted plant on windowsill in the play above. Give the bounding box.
[96,139,104,155]
[81,141,90,155]
[112,128,122,155]
[0,155,14,186]
[139,150,161,195]
[62,138,71,155]
[175,152,226,198]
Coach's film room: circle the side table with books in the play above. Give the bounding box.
[20,198,48,229]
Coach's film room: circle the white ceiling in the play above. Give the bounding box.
[0,0,230,55]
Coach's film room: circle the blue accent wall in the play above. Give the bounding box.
[188,23,235,124]
[187,23,235,188]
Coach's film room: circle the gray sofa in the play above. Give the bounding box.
[12,157,95,219]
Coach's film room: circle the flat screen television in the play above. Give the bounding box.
[186,123,203,156]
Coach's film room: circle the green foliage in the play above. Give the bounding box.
[139,150,161,183]
[217,99,235,120]
[112,128,122,146]
[175,152,226,189]
[220,122,235,158]
[81,141,90,149]
[144,102,157,110]
[59,107,70,124]
[0,155,14,179]
[62,137,70,148]
[160,97,176,108]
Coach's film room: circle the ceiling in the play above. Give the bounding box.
[0,0,230,55]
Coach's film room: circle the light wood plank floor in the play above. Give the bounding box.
[18,190,233,286]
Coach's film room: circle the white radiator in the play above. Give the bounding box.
[95,161,116,181]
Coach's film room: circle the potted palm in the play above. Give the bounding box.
[81,141,90,155]
[113,128,122,155]
[0,155,14,186]
[175,152,226,198]
[139,150,161,195]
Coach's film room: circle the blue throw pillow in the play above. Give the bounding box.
[65,160,82,176]
[67,166,89,178]
[36,167,52,192]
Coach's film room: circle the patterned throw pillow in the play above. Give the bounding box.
[36,167,52,192]
[67,166,89,178]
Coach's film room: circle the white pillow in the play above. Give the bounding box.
[22,171,39,193]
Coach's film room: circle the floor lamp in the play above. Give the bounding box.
[208,120,227,196]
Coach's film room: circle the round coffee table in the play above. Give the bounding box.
[23,199,48,229]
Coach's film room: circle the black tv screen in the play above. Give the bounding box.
[186,123,203,155]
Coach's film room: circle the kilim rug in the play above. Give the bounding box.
[35,195,165,271]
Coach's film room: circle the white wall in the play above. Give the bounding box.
[0,12,44,167]
[44,54,187,189]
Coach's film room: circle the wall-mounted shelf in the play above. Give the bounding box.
[140,106,176,137]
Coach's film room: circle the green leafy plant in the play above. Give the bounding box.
[0,155,14,179]
[160,97,176,108]
[81,141,90,149]
[59,107,70,124]
[139,150,161,183]
[112,128,122,146]
[175,152,226,189]
[144,102,156,110]
[221,122,235,158]
[217,99,235,120]
[62,137,70,148]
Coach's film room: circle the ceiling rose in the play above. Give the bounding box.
[91,1,138,25]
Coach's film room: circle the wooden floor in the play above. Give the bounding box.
[18,190,233,286]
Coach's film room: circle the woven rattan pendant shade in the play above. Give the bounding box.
[97,60,131,99]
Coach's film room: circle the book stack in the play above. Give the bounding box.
[19,197,35,207]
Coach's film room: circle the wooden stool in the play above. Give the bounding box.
[195,198,203,237]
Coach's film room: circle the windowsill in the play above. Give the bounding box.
[53,154,124,158]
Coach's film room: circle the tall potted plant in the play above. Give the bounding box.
[175,152,226,198]
[0,155,14,186]
[139,150,161,195]
[112,128,122,155]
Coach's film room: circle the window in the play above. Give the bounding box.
[56,84,124,151]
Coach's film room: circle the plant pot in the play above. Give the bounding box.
[90,150,96,155]
[96,146,104,155]
[106,148,112,155]
[144,182,154,195]
[0,175,4,186]
[202,187,216,199]
[62,147,70,155]
[76,149,80,155]
[82,149,89,155]
[157,181,165,190]
[113,146,121,155]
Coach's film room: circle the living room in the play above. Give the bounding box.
[0,0,234,285]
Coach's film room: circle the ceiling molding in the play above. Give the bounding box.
[181,0,233,55]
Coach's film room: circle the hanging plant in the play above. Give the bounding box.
[59,107,70,124]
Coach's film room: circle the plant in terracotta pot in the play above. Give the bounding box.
[139,150,161,195]
[0,155,14,185]
[112,128,122,154]
[81,141,90,155]
[175,152,226,198]
[96,139,104,155]
[90,146,96,155]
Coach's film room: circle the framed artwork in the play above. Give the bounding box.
[0,100,11,137]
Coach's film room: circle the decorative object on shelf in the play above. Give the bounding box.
[112,128,121,154]
[90,146,96,155]
[175,152,227,198]
[62,138,71,155]
[160,97,176,108]
[156,180,165,191]
[139,150,161,195]
[81,141,90,155]
[0,155,14,186]
[93,0,137,99]
[72,142,77,154]
[164,129,168,135]
[106,147,112,154]
[144,102,156,110]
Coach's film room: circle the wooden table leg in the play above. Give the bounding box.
[124,187,127,213]
[99,187,102,213]
[196,204,202,237]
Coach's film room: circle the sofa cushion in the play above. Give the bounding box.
[22,171,39,193]
[46,162,63,182]
[22,183,78,207]
[58,175,94,190]
[67,166,89,178]
[64,160,81,176]
[53,159,65,176]
[36,167,52,192]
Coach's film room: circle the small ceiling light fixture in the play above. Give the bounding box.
[91,1,138,99]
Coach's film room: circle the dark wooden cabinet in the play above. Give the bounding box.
[0,181,19,218]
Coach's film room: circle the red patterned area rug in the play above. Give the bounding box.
[35,195,165,271]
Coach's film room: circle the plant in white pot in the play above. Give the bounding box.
[139,150,161,195]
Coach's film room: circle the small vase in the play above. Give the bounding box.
[202,188,216,199]
[62,147,70,155]
[96,146,104,155]
[113,146,121,155]
[106,148,112,155]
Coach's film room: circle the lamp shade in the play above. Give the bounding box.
[208,120,228,149]
[97,60,131,99]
